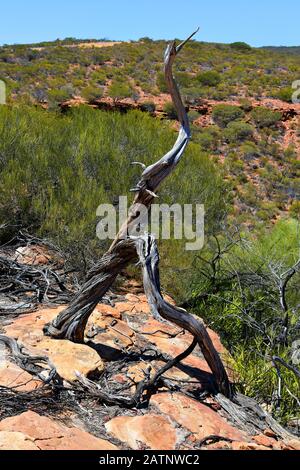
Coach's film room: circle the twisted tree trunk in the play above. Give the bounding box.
[136,234,231,398]
[44,31,231,397]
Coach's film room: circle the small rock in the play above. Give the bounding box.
[114,301,135,315]
[127,362,152,383]
[135,294,148,303]
[133,301,150,314]
[125,293,140,303]
[105,414,178,450]
[206,440,232,450]
[285,439,300,450]
[280,443,294,450]
[231,441,271,451]
[263,428,277,438]
[90,318,135,359]
[0,411,65,440]
[252,434,278,448]
[38,427,118,450]
[94,303,121,319]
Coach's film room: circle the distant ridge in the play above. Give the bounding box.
[261,45,300,55]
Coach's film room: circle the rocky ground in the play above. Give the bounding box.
[0,244,300,451]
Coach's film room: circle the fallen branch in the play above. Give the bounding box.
[75,336,198,408]
[0,234,75,316]
[215,392,294,440]
[0,334,60,385]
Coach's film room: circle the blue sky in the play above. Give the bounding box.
[0,0,299,47]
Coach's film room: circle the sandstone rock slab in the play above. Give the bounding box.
[105,414,178,450]
[0,431,39,450]
[0,411,118,450]
[32,338,104,382]
[151,392,246,442]
[0,360,42,392]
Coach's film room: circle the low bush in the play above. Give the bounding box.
[230,42,252,52]
[140,101,156,113]
[212,104,245,127]
[250,107,282,128]
[163,101,177,119]
[196,70,221,87]
[81,86,103,101]
[0,105,226,288]
[108,80,135,103]
[224,121,254,143]
[274,87,293,103]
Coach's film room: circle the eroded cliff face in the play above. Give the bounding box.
[59,94,300,224]
[59,95,300,158]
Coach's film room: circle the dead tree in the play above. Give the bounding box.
[44,31,231,398]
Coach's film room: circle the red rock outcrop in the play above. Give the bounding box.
[0,285,299,451]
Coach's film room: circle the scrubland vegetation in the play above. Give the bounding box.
[0,39,299,106]
[0,37,299,425]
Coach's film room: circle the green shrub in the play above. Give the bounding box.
[197,70,221,87]
[239,98,253,112]
[175,71,191,88]
[163,101,177,119]
[275,87,293,103]
[47,87,74,103]
[251,107,282,128]
[108,80,134,103]
[197,131,214,150]
[188,110,199,123]
[230,42,252,52]
[140,101,156,113]
[240,141,260,159]
[224,121,254,143]
[156,71,168,93]
[195,126,221,150]
[289,200,300,218]
[81,86,103,101]
[212,104,245,127]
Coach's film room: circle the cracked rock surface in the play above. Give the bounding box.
[0,282,299,451]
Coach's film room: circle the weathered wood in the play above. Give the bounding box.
[135,233,231,397]
[43,31,231,398]
[0,334,59,384]
[75,336,199,408]
[44,239,136,341]
[44,30,198,343]
[0,231,74,315]
[215,392,295,440]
